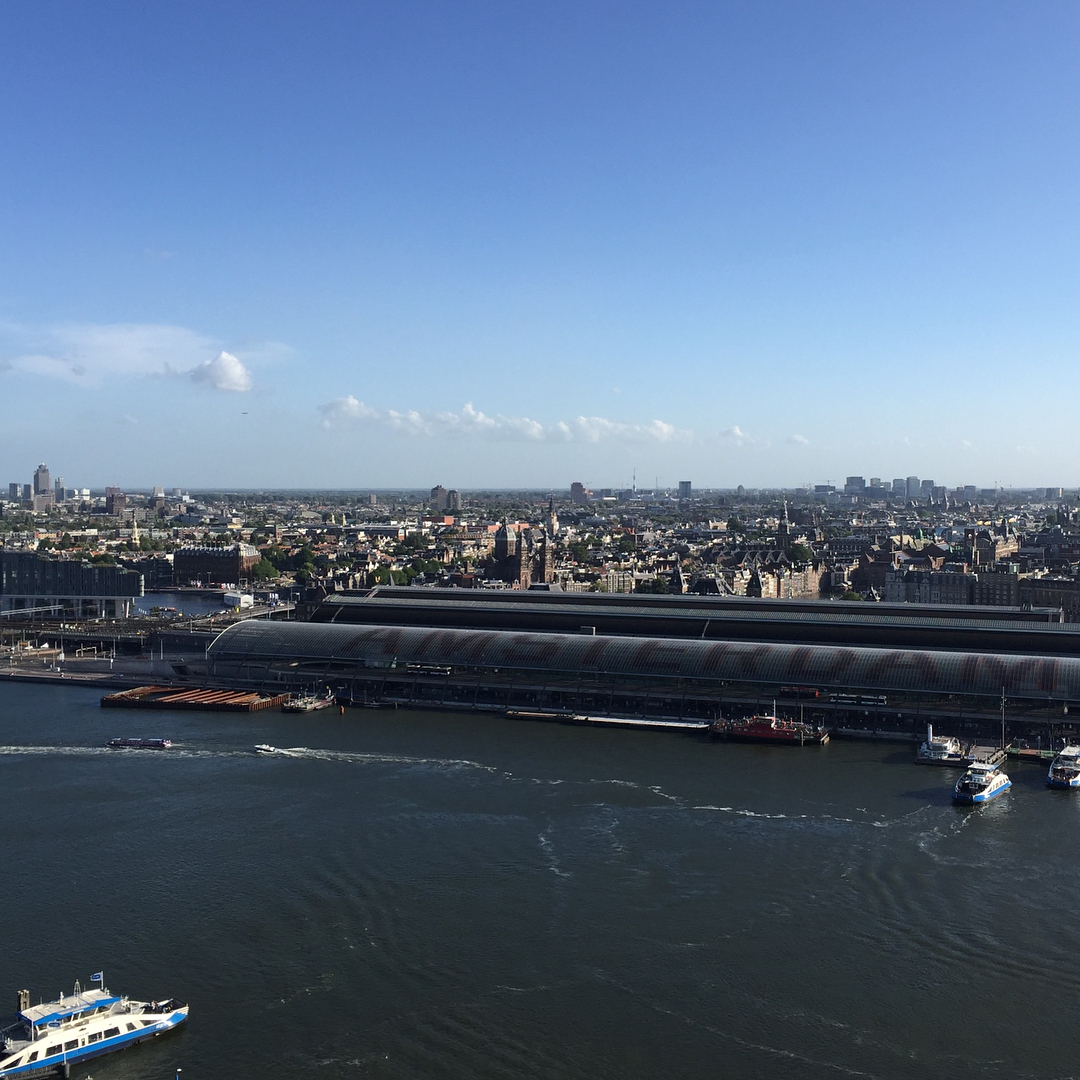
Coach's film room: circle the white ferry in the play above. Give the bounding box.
[1047,745,1080,788]
[0,976,187,1077]
[915,723,966,766]
[953,761,1012,804]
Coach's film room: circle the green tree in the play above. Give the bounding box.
[251,558,279,581]
[635,577,671,594]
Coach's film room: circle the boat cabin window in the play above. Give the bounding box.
[140,1019,154,1027]
[27,1051,38,1062]
[88,1032,102,1042]
[46,1044,62,1055]
[5,1058,21,1069]
[126,1022,137,1031]
[103,1027,120,1038]
[64,1039,79,1050]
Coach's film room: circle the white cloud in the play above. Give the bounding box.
[787,434,811,446]
[189,351,253,393]
[0,320,261,391]
[319,398,692,444]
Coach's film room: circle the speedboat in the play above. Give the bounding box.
[953,761,1011,804]
[107,738,172,750]
[1047,745,1080,788]
[915,723,965,766]
[254,744,280,754]
[0,977,187,1077]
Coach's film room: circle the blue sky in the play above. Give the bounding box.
[2,1,1079,490]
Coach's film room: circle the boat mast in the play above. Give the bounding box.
[1001,687,1006,749]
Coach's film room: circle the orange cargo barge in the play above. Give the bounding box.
[101,685,289,712]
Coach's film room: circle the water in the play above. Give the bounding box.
[0,680,1075,1080]
[134,591,224,618]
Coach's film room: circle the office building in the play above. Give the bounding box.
[429,485,448,511]
[33,464,50,496]
[173,543,260,586]
[678,481,692,500]
[570,482,590,505]
[0,550,143,618]
[906,476,921,498]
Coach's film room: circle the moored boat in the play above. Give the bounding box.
[1047,745,1080,788]
[282,689,336,713]
[915,723,966,766]
[953,761,1011,804]
[106,738,172,750]
[0,976,187,1078]
[714,714,829,745]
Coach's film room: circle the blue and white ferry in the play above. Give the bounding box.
[0,975,187,1077]
[1047,745,1080,788]
[953,761,1012,804]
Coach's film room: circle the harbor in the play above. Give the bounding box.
[1,675,1078,1080]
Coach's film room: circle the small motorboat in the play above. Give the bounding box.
[254,744,280,754]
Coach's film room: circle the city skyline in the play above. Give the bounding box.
[3,3,1080,487]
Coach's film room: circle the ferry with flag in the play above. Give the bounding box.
[0,973,187,1077]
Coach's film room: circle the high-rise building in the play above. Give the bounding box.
[920,479,935,496]
[429,485,448,511]
[906,476,921,498]
[33,463,51,496]
[446,489,462,513]
[54,477,65,502]
[570,482,590,505]
[678,480,692,500]
[844,476,866,494]
[870,477,882,489]
[7,483,19,501]
[892,479,907,497]
[21,484,31,501]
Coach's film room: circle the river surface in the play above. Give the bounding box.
[0,680,1075,1080]
[134,591,225,618]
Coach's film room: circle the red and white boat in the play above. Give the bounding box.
[713,713,829,745]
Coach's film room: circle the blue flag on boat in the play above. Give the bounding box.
[91,972,103,982]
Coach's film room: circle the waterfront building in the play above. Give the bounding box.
[0,550,143,618]
[173,543,260,586]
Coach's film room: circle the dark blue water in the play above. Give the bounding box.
[0,680,1075,1080]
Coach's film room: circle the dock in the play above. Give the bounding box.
[101,685,289,712]
[506,710,710,732]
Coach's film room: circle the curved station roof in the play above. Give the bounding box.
[209,619,1080,702]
